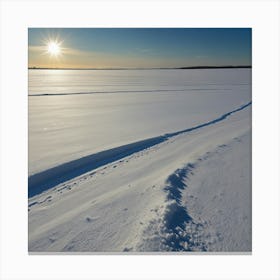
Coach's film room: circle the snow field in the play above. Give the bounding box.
[29,103,251,252]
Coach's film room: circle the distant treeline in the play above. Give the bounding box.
[178,65,251,69]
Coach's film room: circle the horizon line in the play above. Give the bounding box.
[28,65,252,70]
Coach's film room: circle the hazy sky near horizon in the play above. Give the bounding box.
[28,28,251,68]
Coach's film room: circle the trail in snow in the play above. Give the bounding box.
[29,88,233,97]
[137,164,207,252]
[28,103,251,252]
[137,132,251,252]
[28,136,165,197]
[28,102,251,197]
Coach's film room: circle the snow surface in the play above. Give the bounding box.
[29,69,251,175]
[28,69,251,252]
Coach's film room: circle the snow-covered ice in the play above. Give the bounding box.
[28,69,251,252]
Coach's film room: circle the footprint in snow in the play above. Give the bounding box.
[123,247,133,252]
[85,216,96,223]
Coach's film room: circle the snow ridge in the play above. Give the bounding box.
[163,165,207,251]
[138,163,207,252]
[28,101,251,198]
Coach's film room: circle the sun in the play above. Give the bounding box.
[47,41,61,57]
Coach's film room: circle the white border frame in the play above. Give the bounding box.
[1,0,279,279]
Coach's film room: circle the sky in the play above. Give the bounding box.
[28,28,251,69]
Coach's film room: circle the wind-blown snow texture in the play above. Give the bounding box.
[28,69,251,252]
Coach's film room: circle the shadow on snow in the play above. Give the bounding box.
[28,102,251,198]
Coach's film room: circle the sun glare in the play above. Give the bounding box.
[47,41,61,57]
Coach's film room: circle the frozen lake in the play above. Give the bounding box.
[28,69,251,175]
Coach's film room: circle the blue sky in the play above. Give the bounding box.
[28,28,251,68]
